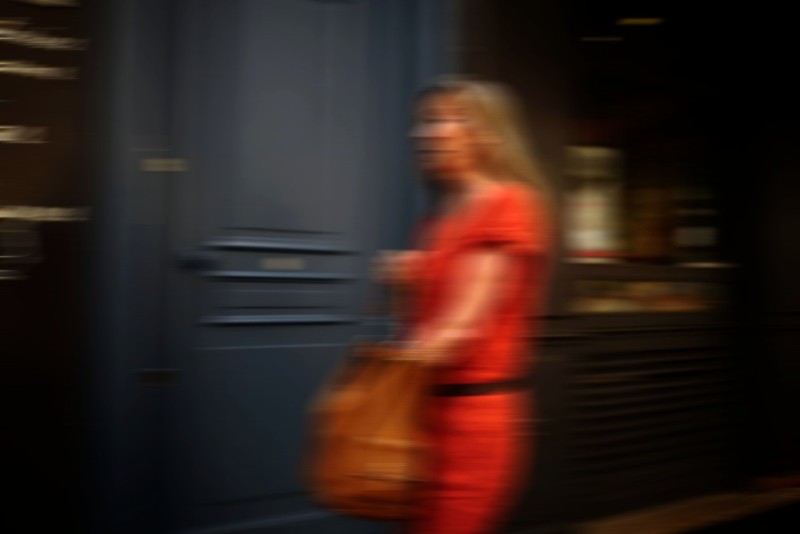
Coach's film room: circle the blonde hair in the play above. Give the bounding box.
[418,77,554,207]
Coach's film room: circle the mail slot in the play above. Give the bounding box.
[260,257,306,271]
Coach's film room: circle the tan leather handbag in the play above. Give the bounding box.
[304,341,430,520]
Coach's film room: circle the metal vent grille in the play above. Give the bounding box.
[565,329,736,519]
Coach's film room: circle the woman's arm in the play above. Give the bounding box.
[406,249,511,366]
[373,250,426,287]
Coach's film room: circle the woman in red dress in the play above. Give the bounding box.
[376,79,555,534]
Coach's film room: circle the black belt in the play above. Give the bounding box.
[430,378,529,397]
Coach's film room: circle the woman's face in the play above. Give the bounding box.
[413,91,484,179]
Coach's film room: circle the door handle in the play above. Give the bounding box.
[176,250,219,272]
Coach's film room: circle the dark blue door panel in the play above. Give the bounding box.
[94,0,451,532]
[163,1,450,532]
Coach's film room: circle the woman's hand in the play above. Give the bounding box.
[403,332,468,367]
[372,250,425,287]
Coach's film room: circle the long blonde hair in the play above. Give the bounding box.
[418,77,555,209]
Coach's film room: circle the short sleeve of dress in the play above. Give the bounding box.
[461,184,550,255]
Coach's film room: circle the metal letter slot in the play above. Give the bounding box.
[260,257,306,271]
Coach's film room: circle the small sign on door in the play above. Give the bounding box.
[260,257,306,271]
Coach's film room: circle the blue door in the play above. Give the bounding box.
[155,1,451,533]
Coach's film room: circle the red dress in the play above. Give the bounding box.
[404,182,553,534]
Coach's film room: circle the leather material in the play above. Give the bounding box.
[304,343,429,521]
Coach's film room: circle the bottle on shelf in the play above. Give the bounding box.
[564,146,625,263]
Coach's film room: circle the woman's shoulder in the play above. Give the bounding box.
[493,182,553,241]
[469,182,541,229]
[460,181,552,252]
[493,181,547,217]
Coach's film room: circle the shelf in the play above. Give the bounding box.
[563,259,737,283]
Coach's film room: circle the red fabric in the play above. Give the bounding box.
[403,183,552,534]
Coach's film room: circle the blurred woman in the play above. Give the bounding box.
[375,78,556,534]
